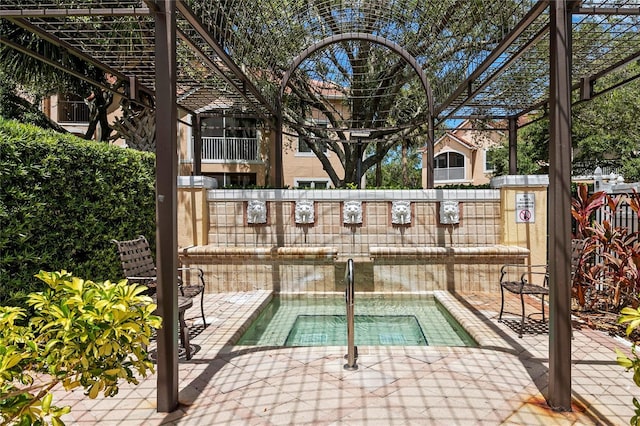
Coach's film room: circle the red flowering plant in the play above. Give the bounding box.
[571,185,640,311]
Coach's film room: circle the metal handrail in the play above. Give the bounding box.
[344,258,358,370]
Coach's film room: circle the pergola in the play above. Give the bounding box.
[2,0,640,413]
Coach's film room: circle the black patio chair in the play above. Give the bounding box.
[111,235,207,328]
[499,239,586,338]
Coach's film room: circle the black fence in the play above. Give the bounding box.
[58,100,90,123]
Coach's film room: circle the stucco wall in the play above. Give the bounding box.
[281,134,344,188]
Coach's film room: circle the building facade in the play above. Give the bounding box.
[421,120,504,187]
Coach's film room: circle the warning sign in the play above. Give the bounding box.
[516,193,535,223]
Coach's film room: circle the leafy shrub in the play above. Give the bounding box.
[571,184,640,311]
[0,270,161,425]
[0,118,156,305]
[435,183,492,190]
[616,307,640,426]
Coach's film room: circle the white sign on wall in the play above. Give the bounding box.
[515,193,535,223]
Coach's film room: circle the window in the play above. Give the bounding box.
[297,122,328,155]
[297,138,329,155]
[204,172,256,188]
[484,148,498,173]
[298,137,313,153]
[226,116,257,138]
[201,115,257,138]
[200,115,259,161]
[434,151,465,181]
[294,179,330,189]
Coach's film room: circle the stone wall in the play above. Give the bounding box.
[204,189,501,257]
[178,188,538,293]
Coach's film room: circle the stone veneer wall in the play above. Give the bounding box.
[205,189,501,257]
[178,189,531,293]
[368,246,529,293]
[180,246,340,293]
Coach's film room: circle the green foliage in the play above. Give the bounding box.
[0,118,156,305]
[496,63,640,181]
[436,183,492,190]
[343,182,359,190]
[0,72,66,132]
[571,185,640,310]
[617,306,640,426]
[364,144,422,189]
[0,270,161,426]
[489,119,549,176]
[573,61,640,182]
[622,158,640,184]
[0,20,93,100]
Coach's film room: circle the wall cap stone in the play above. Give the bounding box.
[490,175,549,188]
[207,188,500,202]
[178,175,218,188]
[369,245,530,258]
[180,245,339,259]
[181,245,274,258]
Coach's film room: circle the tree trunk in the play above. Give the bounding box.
[401,139,408,187]
[375,145,382,186]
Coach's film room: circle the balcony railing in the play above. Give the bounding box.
[58,100,90,123]
[434,167,465,181]
[201,137,259,162]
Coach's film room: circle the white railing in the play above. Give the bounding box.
[201,137,259,161]
[434,167,465,181]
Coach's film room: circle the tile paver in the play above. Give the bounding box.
[47,290,636,425]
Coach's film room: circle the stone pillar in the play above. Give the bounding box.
[491,175,549,267]
[177,176,217,247]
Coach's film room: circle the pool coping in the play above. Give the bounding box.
[433,290,510,350]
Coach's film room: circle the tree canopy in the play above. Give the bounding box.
[491,61,640,182]
[0,20,154,146]
[2,1,639,186]
[277,1,524,187]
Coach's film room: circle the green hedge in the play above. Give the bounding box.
[0,118,156,305]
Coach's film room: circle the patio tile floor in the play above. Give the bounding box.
[51,290,635,425]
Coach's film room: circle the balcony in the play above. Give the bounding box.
[434,167,465,181]
[201,137,259,162]
[58,100,90,123]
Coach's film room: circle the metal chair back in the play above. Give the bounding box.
[111,235,156,291]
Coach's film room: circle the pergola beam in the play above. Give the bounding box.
[5,17,155,103]
[175,0,277,117]
[591,72,640,98]
[585,50,640,86]
[519,48,640,117]
[176,28,274,125]
[575,7,640,15]
[438,22,550,123]
[434,0,549,117]
[0,7,151,17]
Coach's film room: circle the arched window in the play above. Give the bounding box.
[434,152,465,181]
